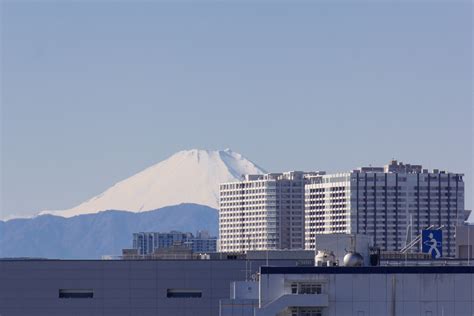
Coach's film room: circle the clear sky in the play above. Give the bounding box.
[1,1,472,220]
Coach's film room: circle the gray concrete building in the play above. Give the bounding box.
[2,258,474,315]
[0,258,301,316]
[221,266,474,316]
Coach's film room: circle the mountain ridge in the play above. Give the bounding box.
[40,149,265,218]
[0,204,218,259]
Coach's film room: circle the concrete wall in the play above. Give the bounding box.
[456,225,474,259]
[259,270,474,316]
[0,259,298,316]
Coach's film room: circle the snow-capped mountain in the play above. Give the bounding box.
[41,149,265,218]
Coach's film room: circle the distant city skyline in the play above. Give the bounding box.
[1,2,472,219]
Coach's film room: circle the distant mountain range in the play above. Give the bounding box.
[1,149,265,259]
[0,204,218,259]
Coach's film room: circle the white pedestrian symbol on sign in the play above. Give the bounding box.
[424,232,441,259]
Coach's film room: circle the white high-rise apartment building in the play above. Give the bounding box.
[219,171,323,252]
[305,160,464,257]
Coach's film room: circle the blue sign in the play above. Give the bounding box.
[422,229,442,259]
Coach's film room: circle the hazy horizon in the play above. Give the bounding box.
[2,2,472,219]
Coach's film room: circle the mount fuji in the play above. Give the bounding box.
[41,149,265,217]
[0,149,266,259]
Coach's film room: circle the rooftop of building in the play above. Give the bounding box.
[221,160,463,186]
[260,265,474,275]
[354,159,462,175]
[242,171,326,182]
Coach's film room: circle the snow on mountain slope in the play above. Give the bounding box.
[41,149,265,218]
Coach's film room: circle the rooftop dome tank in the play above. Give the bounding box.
[343,251,364,267]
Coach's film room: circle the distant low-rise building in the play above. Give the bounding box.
[190,230,218,253]
[132,230,217,255]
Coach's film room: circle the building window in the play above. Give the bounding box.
[291,283,298,294]
[166,289,202,298]
[291,307,322,316]
[300,283,322,294]
[290,282,323,294]
[58,289,93,299]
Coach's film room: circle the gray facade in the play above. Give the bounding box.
[222,266,474,316]
[456,225,474,259]
[0,259,299,316]
[2,260,474,316]
[258,266,474,316]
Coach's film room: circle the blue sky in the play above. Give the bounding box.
[1,2,472,219]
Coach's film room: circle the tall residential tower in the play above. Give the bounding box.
[219,171,323,252]
[304,160,464,257]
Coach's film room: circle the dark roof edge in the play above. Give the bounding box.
[260,266,474,274]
